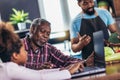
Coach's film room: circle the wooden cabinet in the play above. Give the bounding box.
[113,0,120,17]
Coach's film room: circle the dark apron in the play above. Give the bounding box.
[79,16,109,59]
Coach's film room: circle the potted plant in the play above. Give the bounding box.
[9,8,31,30]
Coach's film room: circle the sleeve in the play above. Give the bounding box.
[6,63,71,80]
[50,46,81,67]
[104,10,115,25]
[70,18,81,39]
[39,68,60,72]
[70,21,78,39]
[40,70,71,80]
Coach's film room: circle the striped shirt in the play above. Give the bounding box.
[22,36,81,70]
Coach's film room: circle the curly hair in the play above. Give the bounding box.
[0,21,22,62]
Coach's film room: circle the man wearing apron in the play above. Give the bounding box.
[70,0,117,59]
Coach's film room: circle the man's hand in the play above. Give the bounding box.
[85,51,94,67]
[77,33,91,47]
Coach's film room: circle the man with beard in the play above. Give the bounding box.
[22,18,87,70]
[70,0,117,59]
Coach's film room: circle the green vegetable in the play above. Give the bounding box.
[105,53,120,61]
[108,32,120,43]
[104,47,114,57]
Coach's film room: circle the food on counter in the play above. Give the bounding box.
[113,46,120,53]
[104,47,114,57]
[108,32,120,43]
[105,53,120,61]
[104,47,120,61]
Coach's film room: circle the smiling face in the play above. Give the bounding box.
[78,0,95,15]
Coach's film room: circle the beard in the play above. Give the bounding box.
[31,37,43,47]
[83,7,95,15]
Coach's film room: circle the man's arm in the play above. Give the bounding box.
[108,23,118,33]
[71,33,91,53]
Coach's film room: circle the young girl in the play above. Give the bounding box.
[0,21,82,80]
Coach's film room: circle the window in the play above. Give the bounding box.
[42,0,65,32]
[39,0,82,32]
[38,0,82,38]
[67,0,82,20]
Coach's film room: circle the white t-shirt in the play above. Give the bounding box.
[0,62,71,80]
